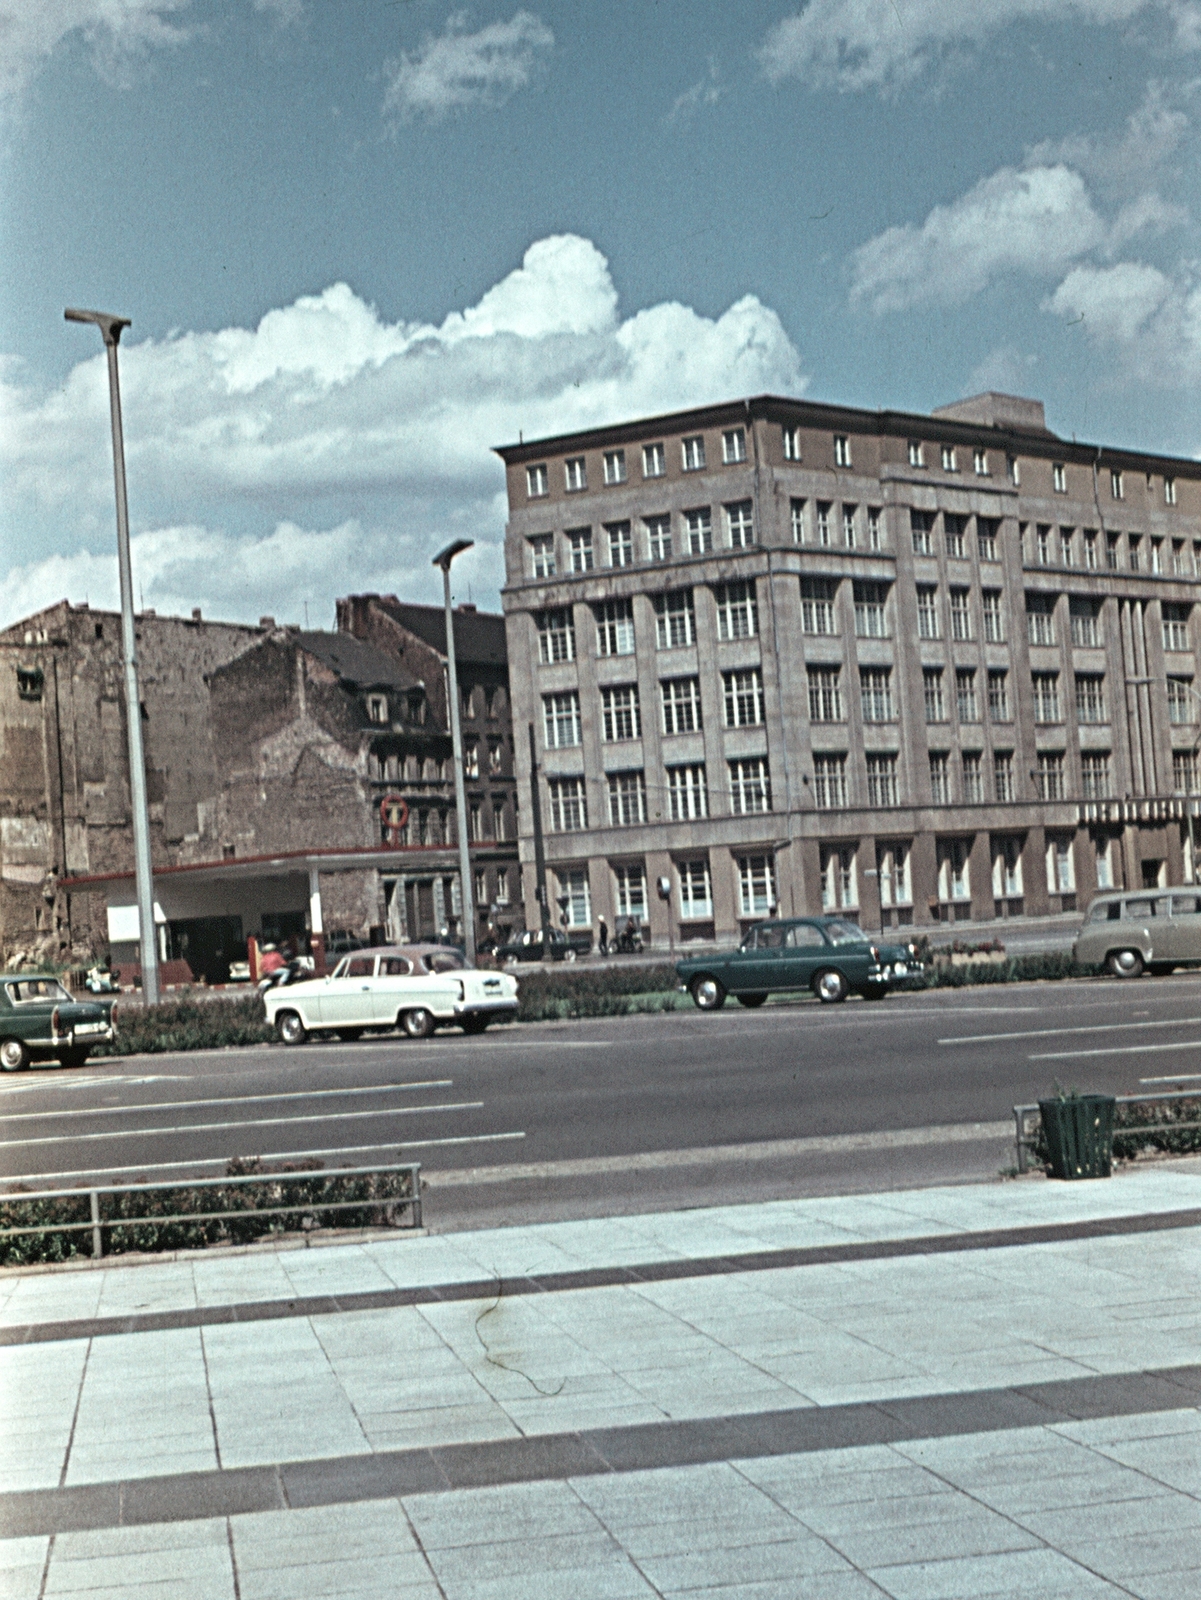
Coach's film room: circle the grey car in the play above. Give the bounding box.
[1073,889,1201,977]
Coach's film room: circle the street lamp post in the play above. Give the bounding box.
[433,540,476,965]
[65,308,160,1005]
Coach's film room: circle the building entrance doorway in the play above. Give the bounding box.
[1142,859,1166,889]
[166,915,244,984]
[405,880,437,940]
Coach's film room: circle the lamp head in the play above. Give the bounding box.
[65,308,130,346]
[433,539,474,571]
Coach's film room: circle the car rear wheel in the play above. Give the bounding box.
[814,969,849,1004]
[1107,949,1145,979]
[690,975,726,1011]
[336,1029,363,1042]
[401,1007,436,1039]
[58,1047,90,1068]
[737,992,767,1008]
[862,983,888,1001]
[0,1038,29,1071]
[277,1010,308,1046]
[461,1016,489,1035]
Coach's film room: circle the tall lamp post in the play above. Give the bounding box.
[65,309,160,1005]
[433,540,476,965]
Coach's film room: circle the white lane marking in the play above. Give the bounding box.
[1030,1041,1201,1061]
[941,1015,1201,1046]
[0,1075,189,1096]
[0,1081,454,1125]
[0,1101,485,1150]
[0,1131,527,1187]
[1140,1073,1201,1083]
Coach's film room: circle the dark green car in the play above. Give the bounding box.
[0,974,117,1070]
[676,918,921,1010]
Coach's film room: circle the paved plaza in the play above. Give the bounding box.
[1,1163,1199,1597]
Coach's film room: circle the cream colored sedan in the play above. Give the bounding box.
[265,945,518,1044]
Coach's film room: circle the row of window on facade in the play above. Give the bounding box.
[380,798,513,846]
[364,685,506,727]
[369,745,507,782]
[527,501,759,577]
[525,428,756,500]
[1023,523,1200,575]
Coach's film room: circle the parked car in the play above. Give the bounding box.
[1073,888,1201,976]
[322,930,367,959]
[494,928,576,964]
[676,918,921,1009]
[0,973,118,1070]
[264,944,519,1044]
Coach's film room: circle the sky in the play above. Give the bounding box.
[1,0,1198,631]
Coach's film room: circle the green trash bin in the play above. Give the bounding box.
[1038,1094,1116,1179]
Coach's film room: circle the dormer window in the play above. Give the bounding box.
[366,693,388,724]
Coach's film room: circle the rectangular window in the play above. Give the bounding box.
[565,456,586,492]
[366,693,388,724]
[962,753,983,803]
[684,507,712,554]
[860,667,894,723]
[1027,594,1057,646]
[526,463,548,498]
[607,770,647,826]
[923,668,946,723]
[492,801,507,841]
[988,669,1010,723]
[842,504,857,548]
[725,500,754,548]
[816,501,832,545]
[821,844,859,911]
[1084,531,1098,569]
[496,866,510,903]
[911,510,934,555]
[1173,540,1187,576]
[1111,468,1123,500]
[977,518,999,562]
[929,753,950,804]
[994,752,1015,802]
[853,581,889,638]
[941,444,957,472]
[944,514,966,558]
[956,669,979,723]
[645,515,671,563]
[949,587,972,641]
[868,507,882,550]
[1166,476,1177,505]
[607,521,633,568]
[908,440,925,467]
[603,448,626,485]
[1151,537,1164,575]
[464,741,479,777]
[981,589,1004,642]
[877,841,912,907]
[1095,837,1114,888]
[1060,528,1075,566]
[1107,533,1120,570]
[722,427,746,464]
[738,855,777,917]
[1075,674,1106,724]
[529,534,555,578]
[1167,677,1195,725]
[558,868,592,928]
[789,497,806,544]
[782,425,801,461]
[801,578,837,635]
[1033,672,1061,723]
[667,764,708,820]
[543,690,581,748]
[1036,525,1052,565]
[1069,597,1101,647]
[1173,751,1199,795]
[662,676,703,735]
[715,579,758,640]
[595,598,635,656]
[1053,463,1066,494]
[678,858,713,919]
[834,435,852,467]
[547,778,587,832]
[916,585,939,639]
[723,667,764,728]
[469,806,482,844]
[614,863,647,921]
[682,435,705,471]
[1163,603,1192,652]
[536,608,575,664]
[1082,752,1112,799]
[1129,535,1142,572]
[654,590,696,649]
[866,753,898,807]
[488,740,502,774]
[729,757,772,814]
[974,447,990,476]
[643,442,665,478]
[813,754,847,809]
[1036,752,1065,801]
[807,667,842,723]
[992,837,1022,899]
[567,527,593,572]
[601,684,641,742]
[1008,456,1020,486]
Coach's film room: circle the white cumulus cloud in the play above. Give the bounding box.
[760,0,1201,94]
[1,234,806,629]
[1044,260,1201,387]
[0,0,193,108]
[382,10,553,122]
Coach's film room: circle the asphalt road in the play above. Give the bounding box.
[3,973,1200,1225]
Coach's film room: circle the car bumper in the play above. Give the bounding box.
[868,961,922,983]
[453,999,519,1020]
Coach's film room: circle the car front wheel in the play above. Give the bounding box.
[277,1010,308,1046]
[401,1008,436,1038]
[690,975,726,1011]
[1108,949,1145,978]
[0,1038,30,1071]
[814,969,849,1004]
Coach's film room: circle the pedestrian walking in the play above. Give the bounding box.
[597,917,608,955]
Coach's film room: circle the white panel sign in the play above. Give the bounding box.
[107,905,140,942]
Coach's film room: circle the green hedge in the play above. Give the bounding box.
[93,994,274,1055]
[0,1158,416,1266]
[515,962,679,1020]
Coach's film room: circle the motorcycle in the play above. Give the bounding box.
[256,956,312,994]
[84,964,119,994]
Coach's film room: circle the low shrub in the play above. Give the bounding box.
[93,994,273,1056]
[514,961,678,1020]
[1113,1096,1201,1161]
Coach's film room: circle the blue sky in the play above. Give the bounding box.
[2,0,1198,628]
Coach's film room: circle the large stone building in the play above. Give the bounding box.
[497,392,1201,946]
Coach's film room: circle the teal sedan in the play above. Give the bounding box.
[676,918,921,1009]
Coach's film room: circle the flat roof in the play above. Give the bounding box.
[60,844,486,892]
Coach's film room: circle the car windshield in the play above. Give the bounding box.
[823,922,863,945]
[426,951,465,972]
[7,979,71,1004]
[1088,901,1117,923]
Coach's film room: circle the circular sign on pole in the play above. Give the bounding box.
[380,793,409,845]
[656,875,672,900]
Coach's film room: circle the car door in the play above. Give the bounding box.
[320,954,378,1025]
[370,954,416,1024]
[1169,893,1201,962]
[735,923,786,991]
[781,922,828,987]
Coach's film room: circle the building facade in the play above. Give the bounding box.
[498,392,1201,946]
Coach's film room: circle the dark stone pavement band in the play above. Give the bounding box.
[2,1363,1199,1540]
[3,1205,1199,1349]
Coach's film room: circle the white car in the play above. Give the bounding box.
[264,944,519,1045]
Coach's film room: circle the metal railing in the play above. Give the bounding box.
[0,1162,421,1260]
[1013,1092,1201,1173]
